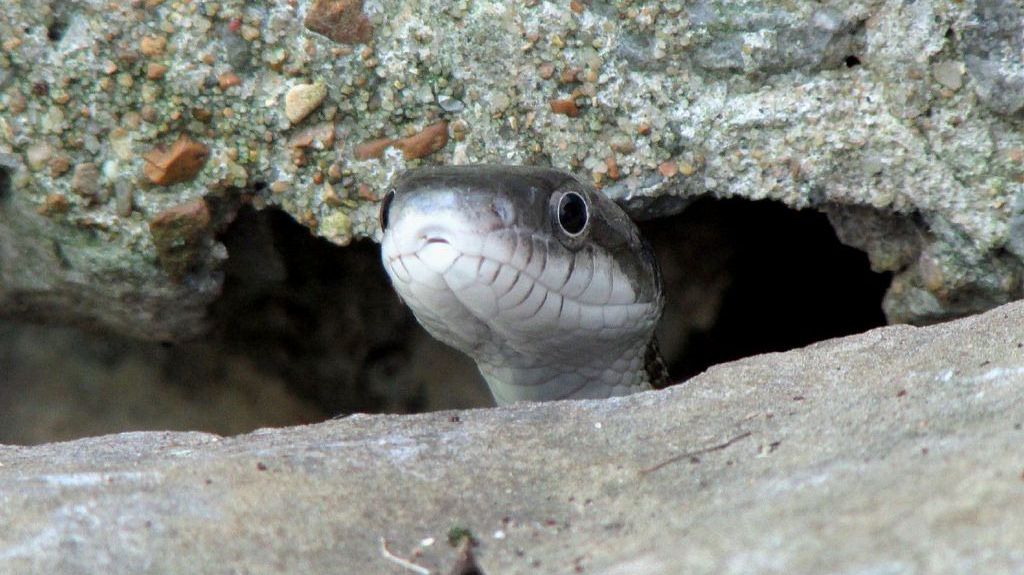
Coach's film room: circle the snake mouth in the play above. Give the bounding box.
[424,237,450,246]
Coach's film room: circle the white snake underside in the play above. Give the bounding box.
[379,165,666,405]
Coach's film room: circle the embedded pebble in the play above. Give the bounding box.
[218,72,242,91]
[48,154,70,177]
[321,183,343,207]
[288,123,335,149]
[115,181,134,217]
[148,198,212,278]
[70,163,100,200]
[26,142,53,171]
[139,35,167,57]
[37,193,69,215]
[284,83,327,124]
[658,160,678,178]
[549,98,579,117]
[142,135,210,186]
[353,137,395,160]
[146,63,168,80]
[604,156,620,180]
[437,95,465,113]
[394,121,449,160]
[932,61,965,91]
[319,211,352,245]
[304,0,374,45]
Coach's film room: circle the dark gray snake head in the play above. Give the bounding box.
[379,165,666,404]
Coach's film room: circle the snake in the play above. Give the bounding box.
[379,165,667,405]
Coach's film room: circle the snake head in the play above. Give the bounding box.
[379,165,664,404]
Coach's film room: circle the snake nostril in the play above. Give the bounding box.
[491,197,514,225]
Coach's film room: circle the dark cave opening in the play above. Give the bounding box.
[213,198,891,415]
[642,197,891,382]
[0,197,894,443]
[212,205,424,415]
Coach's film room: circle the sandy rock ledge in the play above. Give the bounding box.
[2,300,1022,574]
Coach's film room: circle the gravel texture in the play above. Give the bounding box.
[1,0,1023,338]
[2,299,1022,574]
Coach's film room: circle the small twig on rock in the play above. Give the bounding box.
[640,431,753,475]
[380,537,432,575]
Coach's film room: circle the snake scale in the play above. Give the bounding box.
[379,165,668,405]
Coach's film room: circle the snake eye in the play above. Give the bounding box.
[379,189,396,232]
[557,191,589,236]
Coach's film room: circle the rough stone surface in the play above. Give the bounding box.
[2,300,1023,574]
[1,0,1023,339]
[962,0,1024,116]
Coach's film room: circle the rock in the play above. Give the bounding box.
[394,121,449,160]
[46,154,71,178]
[24,142,52,171]
[114,180,134,217]
[2,0,1024,341]
[142,135,210,186]
[287,122,335,149]
[657,160,678,178]
[36,193,68,215]
[2,300,1023,573]
[138,35,167,57]
[692,7,862,74]
[354,123,449,161]
[284,82,327,125]
[70,162,100,200]
[318,210,351,245]
[148,198,212,278]
[549,98,579,117]
[353,137,394,160]
[217,72,242,91]
[437,94,465,113]
[145,62,168,80]
[962,0,1024,116]
[932,60,965,91]
[303,0,373,45]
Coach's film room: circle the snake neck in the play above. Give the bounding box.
[475,337,657,404]
[644,336,671,390]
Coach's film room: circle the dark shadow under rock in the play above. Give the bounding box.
[644,198,891,381]
[211,206,488,415]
